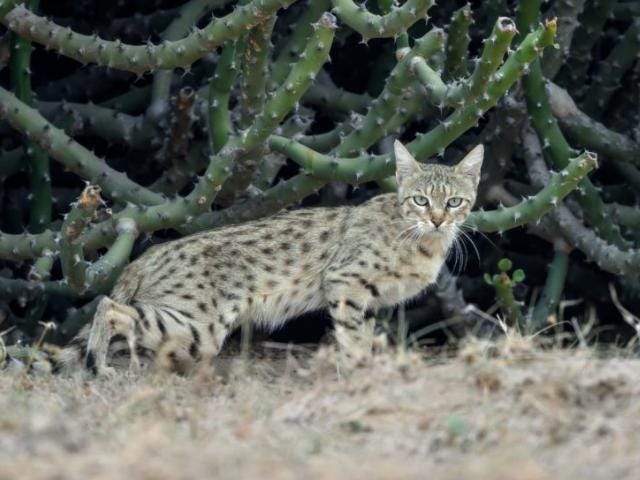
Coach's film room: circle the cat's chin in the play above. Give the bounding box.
[427,227,456,240]
[425,228,448,237]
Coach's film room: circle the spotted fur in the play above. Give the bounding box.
[47,141,483,376]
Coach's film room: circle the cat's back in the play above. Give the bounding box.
[111,205,352,303]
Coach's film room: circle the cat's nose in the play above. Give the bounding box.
[432,217,443,228]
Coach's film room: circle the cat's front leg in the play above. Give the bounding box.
[324,274,379,369]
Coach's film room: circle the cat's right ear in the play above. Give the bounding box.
[394,140,422,185]
[454,144,484,186]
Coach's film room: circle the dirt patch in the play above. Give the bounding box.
[1,342,639,480]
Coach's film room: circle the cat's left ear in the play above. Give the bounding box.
[454,144,484,186]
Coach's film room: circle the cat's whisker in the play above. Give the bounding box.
[394,221,426,247]
[456,226,480,266]
[449,236,463,274]
[394,223,420,245]
[460,223,496,249]
[448,240,458,273]
[397,225,423,251]
[453,230,466,272]
[458,235,469,272]
[457,237,465,272]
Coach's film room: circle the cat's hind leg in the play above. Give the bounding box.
[86,296,142,376]
[154,309,234,375]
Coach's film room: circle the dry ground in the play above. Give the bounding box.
[1,338,639,480]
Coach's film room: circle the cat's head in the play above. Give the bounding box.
[394,140,483,237]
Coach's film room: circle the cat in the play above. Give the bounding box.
[39,140,483,376]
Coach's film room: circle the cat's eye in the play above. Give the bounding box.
[447,197,464,208]
[412,195,429,207]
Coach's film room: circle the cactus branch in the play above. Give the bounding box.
[558,0,616,93]
[163,87,197,185]
[521,61,627,247]
[272,20,557,183]
[219,12,335,199]
[9,0,51,233]
[188,174,325,232]
[271,0,330,88]
[516,3,627,248]
[331,0,433,40]
[524,139,640,276]
[0,230,57,261]
[298,121,354,152]
[242,14,335,147]
[1,219,136,299]
[148,0,225,117]
[150,142,208,194]
[22,251,54,332]
[547,82,640,167]
[59,186,103,292]
[530,247,570,332]
[410,56,447,105]
[238,13,277,128]
[335,28,445,156]
[607,204,640,231]
[0,147,24,178]
[36,101,157,149]
[485,259,526,330]
[444,4,472,80]
[466,152,598,232]
[84,218,138,292]
[445,16,517,107]
[541,0,586,78]
[410,19,556,161]
[582,18,640,118]
[208,42,239,153]
[552,205,640,276]
[0,86,164,205]
[0,277,80,301]
[301,83,371,114]
[2,0,295,74]
[101,85,152,113]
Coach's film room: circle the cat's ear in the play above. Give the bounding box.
[454,144,484,185]
[394,140,422,184]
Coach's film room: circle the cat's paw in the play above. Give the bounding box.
[371,333,389,354]
[336,350,373,376]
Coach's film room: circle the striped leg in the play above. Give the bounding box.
[325,277,377,368]
[86,297,141,376]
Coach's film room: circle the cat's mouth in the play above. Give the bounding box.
[412,221,447,237]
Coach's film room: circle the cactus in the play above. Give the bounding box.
[444,4,472,81]
[0,1,638,348]
[485,258,526,330]
[530,247,570,332]
[330,0,432,40]
[208,42,240,153]
[1,0,296,74]
[0,86,165,206]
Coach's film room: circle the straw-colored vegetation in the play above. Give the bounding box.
[2,339,639,480]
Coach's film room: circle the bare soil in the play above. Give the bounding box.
[1,339,639,480]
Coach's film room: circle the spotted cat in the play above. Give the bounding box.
[43,140,483,376]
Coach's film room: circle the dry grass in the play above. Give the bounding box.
[1,338,640,480]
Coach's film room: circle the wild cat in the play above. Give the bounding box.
[40,140,483,376]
